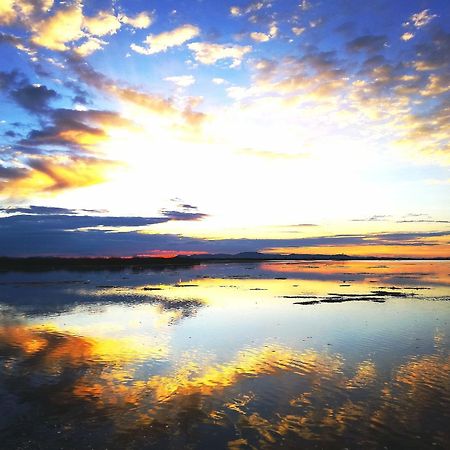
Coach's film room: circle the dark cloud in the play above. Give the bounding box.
[19,108,133,153]
[64,79,91,105]
[352,215,392,222]
[0,213,169,231]
[0,32,22,46]
[0,205,105,215]
[397,220,450,224]
[0,70,58,114]
[179,203,198,210]
[160,210,208,221]
[346,35,386,53]
[362,54,386,68]
[0,210,447,257]
[0,70,20,90]
[0,165,27,180]
[4,130,19,138]
[333,21,356,36]
[414,29,450,71]
[10,84,59,113]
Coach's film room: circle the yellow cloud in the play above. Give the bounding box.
[292,26,306,36]
[230,6,241,16]
[0,156,120,197]
[401,32,414,41]
[74,36,106,57]
[250,31,270,42]
[119,11,153,29]
[83,10,121,37]
[131,24,200,55]
[31,5,84,51]
[0,0,15,25]
[420,74,450,96]
[0,0,54,24]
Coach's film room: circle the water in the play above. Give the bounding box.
[0,260,449,449]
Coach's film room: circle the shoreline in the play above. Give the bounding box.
[0,254,449,272]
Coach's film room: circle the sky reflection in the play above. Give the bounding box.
[0,261,449,448]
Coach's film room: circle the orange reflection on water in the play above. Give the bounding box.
[259,260,450,293]
[0,312,449,447]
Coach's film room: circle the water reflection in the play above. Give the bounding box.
[0,261,449,448]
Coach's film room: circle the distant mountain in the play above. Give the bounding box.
[175,252,447,261]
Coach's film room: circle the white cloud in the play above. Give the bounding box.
[187,42,252,67]
[212,78,227,85]
[165,75,195,87]
[131,24,200,55]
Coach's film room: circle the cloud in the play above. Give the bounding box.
[74,36,106,57]
[347,35,386,53]
[160,200,208,221]
[0,2,151,57]
[188,42,252,67]
[0,70,59,113]
[230,6,241,17]
[0,225,448,257]
[0,205,103,215]
[0,206,209,256]
[68,57,206,126]
[164,75,195,88]
[0,165,27,180]
[410,9,437,28]
[229,1,268,17]
[0,70,136,197]
[0,155,120,197]
[292,27,306,36]
[131,24,199,55]
[0,211,169,230]
[352,215,392,222]
[160,210,208,221]
[31,5,84,51]
[0,0,15,25]
[18,108,134,152]
[250,32,270,42]
[119,11,153,29]
[401,32,414,42]
[420,74,450,97]
[82,11,120,37]
[212,77,227,85]
[11,83,59,113]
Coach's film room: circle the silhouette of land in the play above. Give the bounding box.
[0,252,448,272]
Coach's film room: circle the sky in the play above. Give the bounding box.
[0,0,449,257]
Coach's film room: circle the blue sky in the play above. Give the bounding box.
[0,0,449,256]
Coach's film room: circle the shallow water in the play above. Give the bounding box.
[0,260,449,449]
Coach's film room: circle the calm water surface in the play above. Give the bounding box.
[0,260,449,449]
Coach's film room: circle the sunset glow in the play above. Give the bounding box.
[0,0,449,257]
